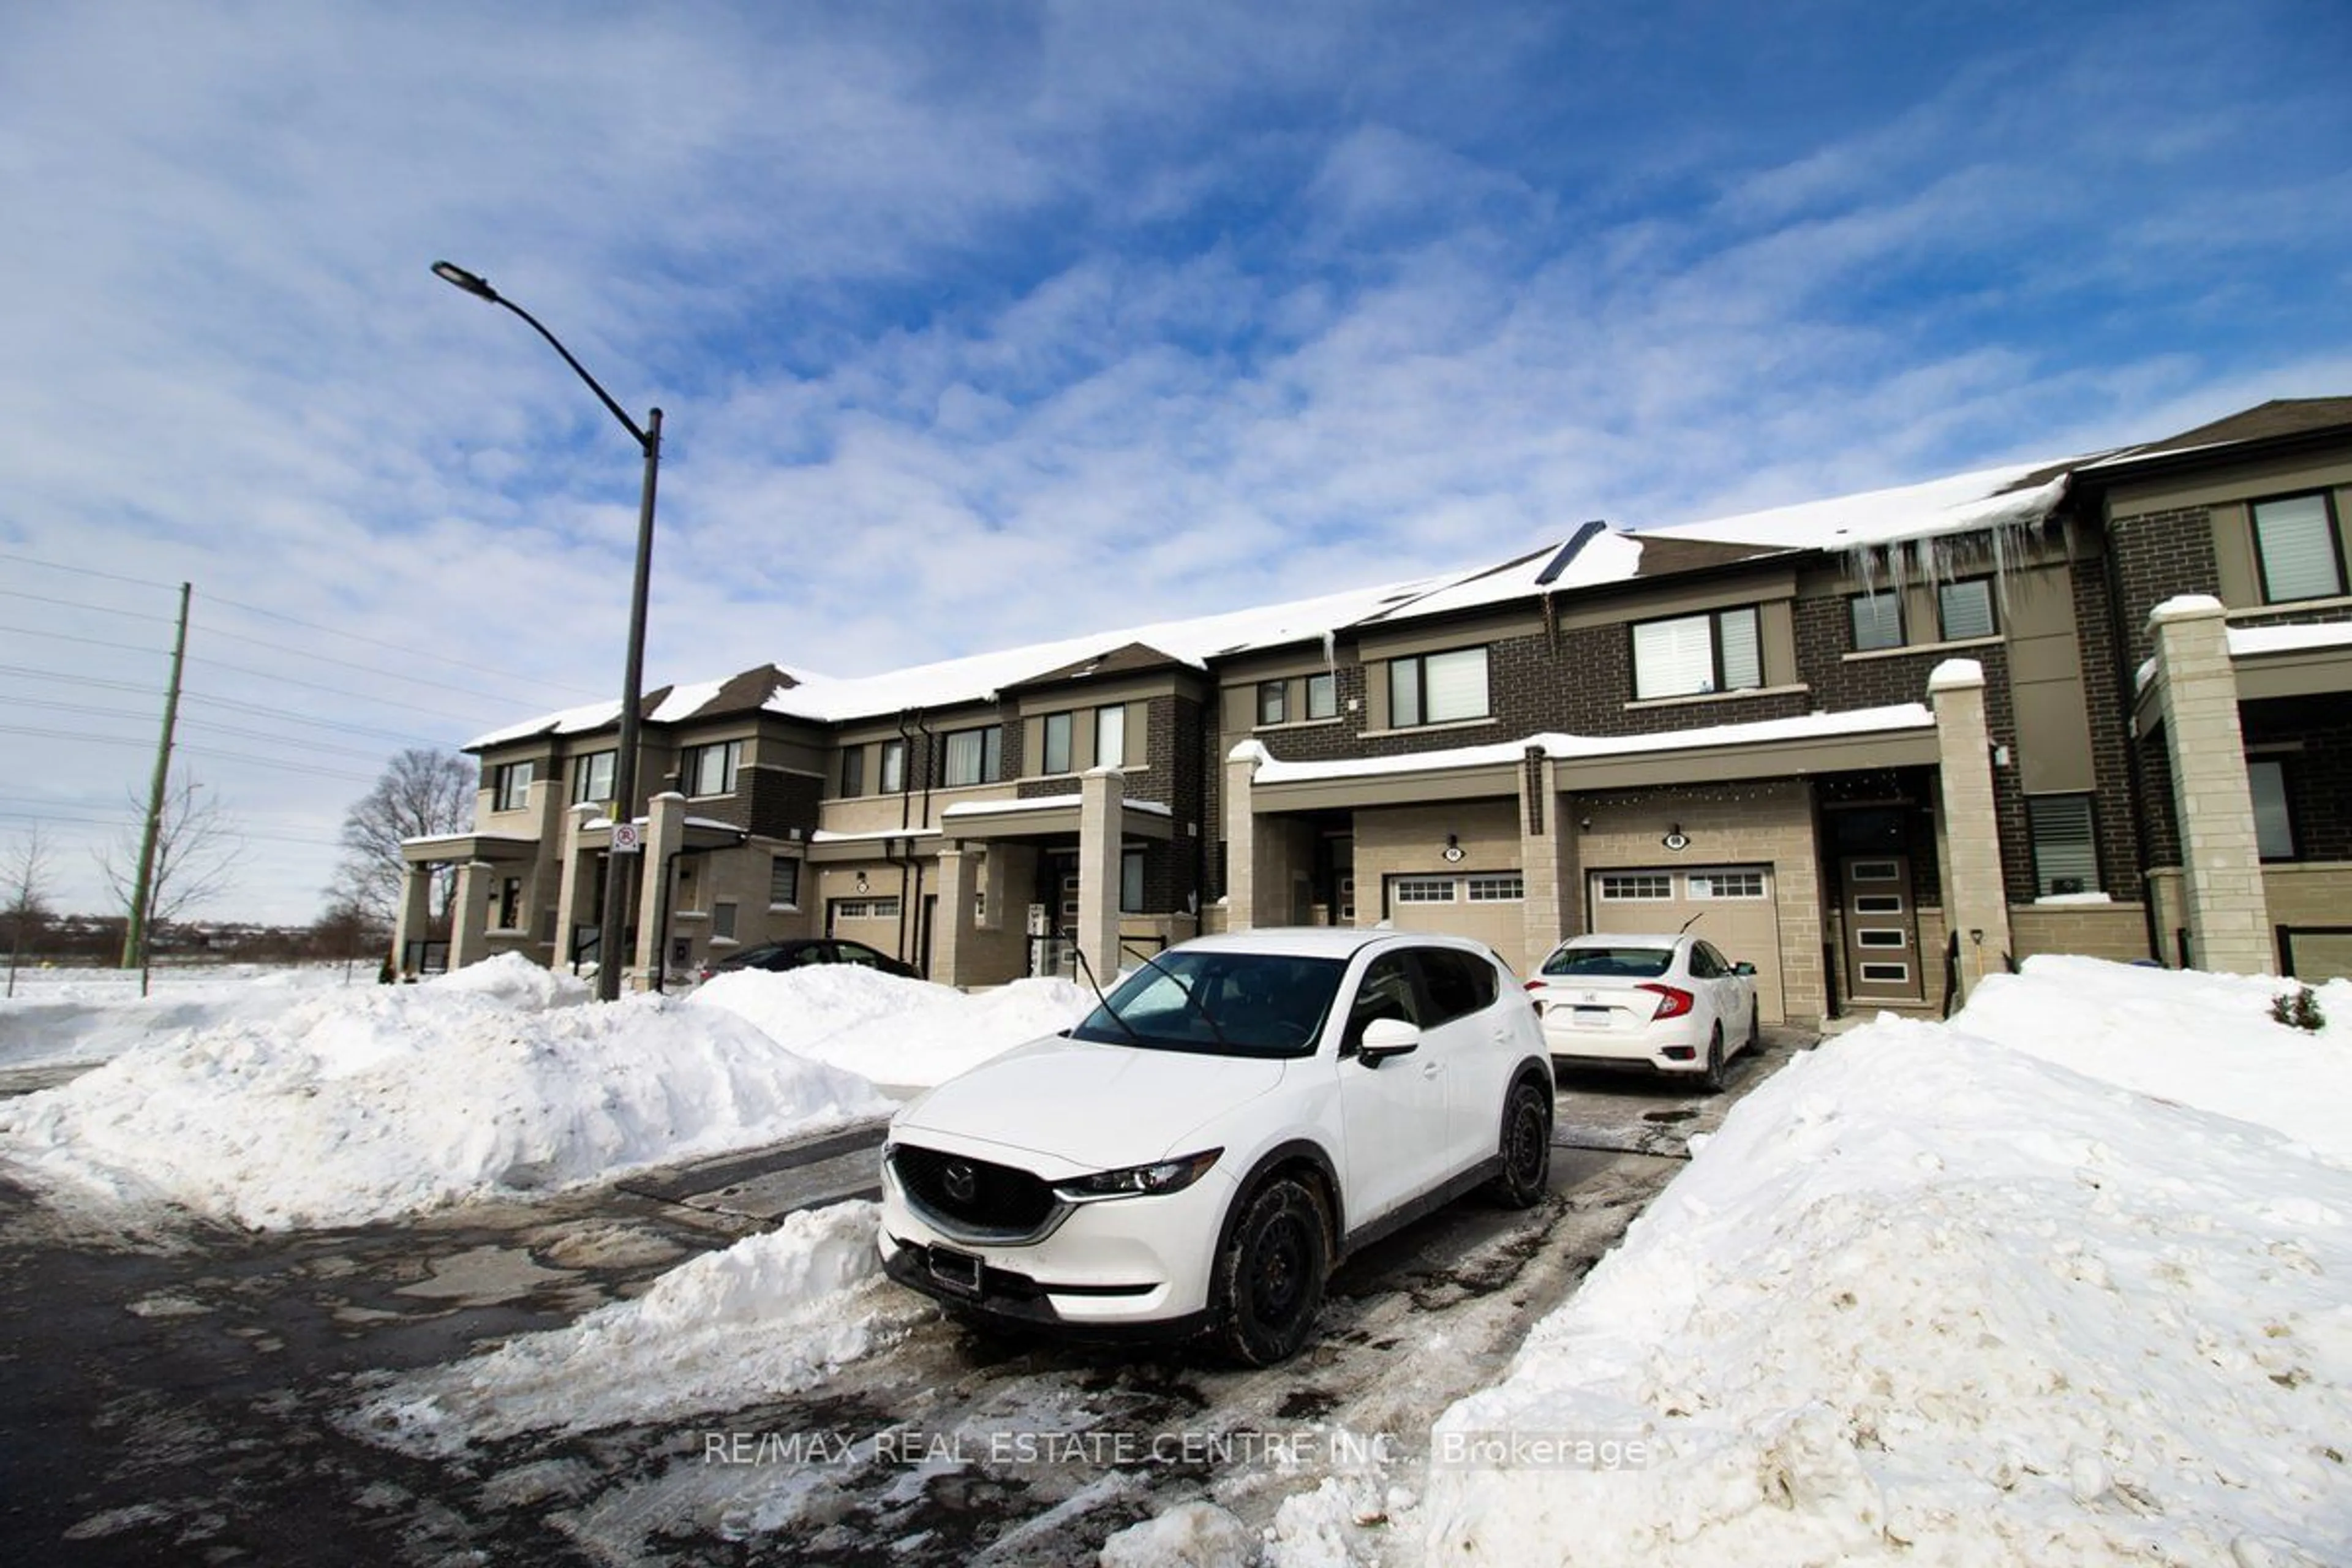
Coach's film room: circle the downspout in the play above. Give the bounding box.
[908,709,935,971]
[2096,502,2164,964]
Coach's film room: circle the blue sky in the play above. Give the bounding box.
[2,0,2348,923]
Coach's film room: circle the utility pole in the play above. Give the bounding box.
[122,582,191,971]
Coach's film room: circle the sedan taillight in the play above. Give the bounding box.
[1637,983,1694,1020]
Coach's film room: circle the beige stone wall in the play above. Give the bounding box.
[1353,798,1524,949]
[2150,601,2272,974]
[2264,864,2352,981]
[2009,903,2154,965]
[1574,780,1825,1025]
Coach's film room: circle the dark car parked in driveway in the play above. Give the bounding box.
[698,938,921,984]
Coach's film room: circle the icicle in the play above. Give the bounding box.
[1321,628,1337,671]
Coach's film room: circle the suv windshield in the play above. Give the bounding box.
[1071,952,1347,1058]
[1543,944,1673,979]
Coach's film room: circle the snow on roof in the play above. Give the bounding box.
[1251,703,1934,785]
[1641,461,2073,552]
[938,794,1174,818]
[2230,622,2352,658]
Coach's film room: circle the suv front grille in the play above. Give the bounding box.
[889,1144,1060,1238]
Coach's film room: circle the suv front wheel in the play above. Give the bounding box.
[1213,1177,1329,1366]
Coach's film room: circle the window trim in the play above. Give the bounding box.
[1095,704,1127,769]
[839,745,865,799]
[682,739,744,798]
[2026,793,2102,897]
[1936,578,1998,643]
[492,760,534,813]
[1120,848,1147,914]
[769,856,802,910]
[2250,490,2349,605]
[1257,680,1288,726]
[570,750,616,807]
[879,738,907,794]
[1305,671,1338,720]
[1629,606,1762,701]
[943,724,1005,787]
[1387,646,1490,728]
[1849,592,1904,653]
[2248,757,2297,861]
[1041,711,1072,776]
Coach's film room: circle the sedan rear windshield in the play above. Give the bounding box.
[1542,945,1673,979]
[1071,952,1347,1058]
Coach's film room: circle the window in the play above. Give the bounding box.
[1466,875,1523,902]
[1850,594,1902,652]
[496,876,522,930]
[2027,796,2100,896]
[570,750,615,805]
[2249,759,2296,860]
[1689,870,1765,899]
[1041,712,1072,775]
[2252,493,2346,603]
[1390,876,1457,904]
[1389,647,1489,727]
[944,725,1003,786]
[1121,849,1147,913]
[769,857,801,908]
[1257,680,1288,726]
[683,740,743,796]
[1096,704,1126,767]
[1306,671,1338,720]
[1415,948,1498,1025]
[493,761,534,812]
[879,739,907,793]
[839,746,865,799]
[1631,608,1761,699]
[713,900,737,941]
[1597,872,1672,900]
[1938,579,1997,641]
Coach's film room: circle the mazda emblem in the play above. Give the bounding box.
[942,1161,977,1203]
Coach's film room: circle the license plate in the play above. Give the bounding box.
[1572,1006,1611,1030]
[927,1246,982,1296]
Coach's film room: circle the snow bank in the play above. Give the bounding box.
[1953,954,2352,1163]
[0,955,891,1228]
[0,962,364,1069]
[356,1200,921,1452]
[1422,1011,2352,1566]
[692,967,1093,1086]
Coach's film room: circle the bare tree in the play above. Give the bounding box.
[3,824,56,997]
[328,748,477,927]
[97,774,244,935]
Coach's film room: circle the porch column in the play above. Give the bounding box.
[391,859,433,977]
[552,803,597,974]
[1929,658,2013,1001]
[634,791,688,988]
[1518,745,1574,976]
[933,843,971,986]
[450,859,494,971]
[1224,741,1268,933]
[2150,597,2272,974]
[1077,766,1126,983]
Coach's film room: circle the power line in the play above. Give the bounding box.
[0,662,163,696]
[0,724,380,783]
[0,696,424,763]
[186,620,568,709]
[0,552,177,594]
[199,591,608,701]
[0,623,170,660]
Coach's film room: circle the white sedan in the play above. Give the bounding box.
[1526,932,1761,1090]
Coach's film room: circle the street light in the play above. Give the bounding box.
[434,260,662,1002]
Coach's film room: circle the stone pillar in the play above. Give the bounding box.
[635,791,688,987]
[391,859,434,977]
[2150,598,2272,974]
[1929,658,2013,1001]
[552,804,597,974]
[1518,746,1574,975]
[1077,766,1126,983]
[450,859,494,971]
[1224,741,1268,933]
[933,843,971,986]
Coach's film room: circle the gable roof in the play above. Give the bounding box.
[2079,397,2352,472]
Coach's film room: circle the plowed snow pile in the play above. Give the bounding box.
[0,955,891,1227]
[1420,958,2351,1567]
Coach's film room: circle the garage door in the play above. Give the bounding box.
[1586,864,1785,1024]
[1381,870,1524,962]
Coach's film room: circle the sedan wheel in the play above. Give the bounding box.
[1486,1080,1551,1208]
[1215,1177,1328,1366]
[1700,1022,1727,1093]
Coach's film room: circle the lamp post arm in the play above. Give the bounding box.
[487,295,652,452]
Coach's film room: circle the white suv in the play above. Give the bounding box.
[878,929,1553,1365]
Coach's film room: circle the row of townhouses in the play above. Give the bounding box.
[399,398,2352,1023]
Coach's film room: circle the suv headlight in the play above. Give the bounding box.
[1053,1149,1223,1203]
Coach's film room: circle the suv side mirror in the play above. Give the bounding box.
[1358,1017,1422,1066]
[1733,961,1757,976]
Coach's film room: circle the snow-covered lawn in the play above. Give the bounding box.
[0,955,1091,1229]
[1418,960,2351,1568]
